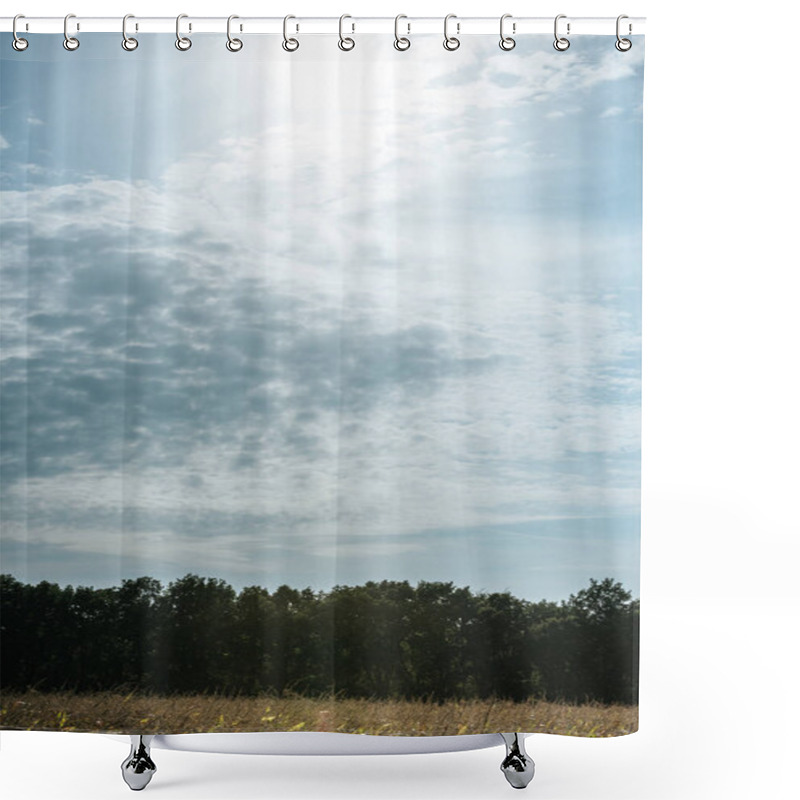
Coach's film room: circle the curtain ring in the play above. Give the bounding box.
[226,15,243,52]
[615,15,632,51]
[394,14,410,51]
[553,14,570,51]
[63,13,80,51]
[338,14,355,51]
[443,14,460,51]
[282,15,299,51]
[175,14,192,50]
[122,14,138,51]
[499,14,515,51]
[12,15,28,51]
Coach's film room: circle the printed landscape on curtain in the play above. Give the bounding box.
[0,33,643,736]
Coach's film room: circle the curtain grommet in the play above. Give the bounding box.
[443,14,460,51]
[499,14,516,51]
[554,15,570,51]
[12,14,29,51]
[63,13,80,51]
[226,15,243,52]
[176,14,192,51]
[338,15,355,51]
[121,14,138,51]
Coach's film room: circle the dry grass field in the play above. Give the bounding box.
[0,690,637,737]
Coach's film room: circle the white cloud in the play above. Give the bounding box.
[1,170,641,549]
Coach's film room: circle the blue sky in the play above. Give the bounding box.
[0,33,643,601]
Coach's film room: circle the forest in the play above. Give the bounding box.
[0,574,638,705]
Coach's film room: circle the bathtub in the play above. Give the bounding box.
[107,731,535,790]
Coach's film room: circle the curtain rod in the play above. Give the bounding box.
[1,16,646,36]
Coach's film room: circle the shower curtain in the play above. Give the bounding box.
[0,29,643,738]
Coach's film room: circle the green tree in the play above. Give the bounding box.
[567,578,639,704]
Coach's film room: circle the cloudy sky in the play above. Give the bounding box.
[0,33,643,601]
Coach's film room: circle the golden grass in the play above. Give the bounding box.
[0,690,637,737]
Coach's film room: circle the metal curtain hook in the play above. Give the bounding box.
[338,14,355,51]
[176,14,192,50]
[122,14,138,51]
[553,14,570,51]
[443,13,460,51]
[63,13,80,51]
[283,15,299,51]
[394,14,410,51]
[616,14,632,51]
[227,15,243,51]
[499,14,515,51]
[12,14,28,51]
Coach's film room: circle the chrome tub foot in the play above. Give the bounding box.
[499,732,535,789]
[121,735,157,791]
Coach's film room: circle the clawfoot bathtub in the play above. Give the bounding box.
[115,731,535,791]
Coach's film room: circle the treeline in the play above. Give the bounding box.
[0,574,638,705]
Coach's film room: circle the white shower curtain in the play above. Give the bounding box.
[1,28,643,739]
